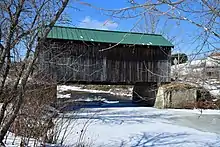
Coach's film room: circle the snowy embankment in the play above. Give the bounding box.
[57,85,133,99]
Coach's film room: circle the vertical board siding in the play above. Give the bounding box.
[40,39,171,84]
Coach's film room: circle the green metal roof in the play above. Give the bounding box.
[47,26,174,47]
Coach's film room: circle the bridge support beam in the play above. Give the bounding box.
[132,83,159,106]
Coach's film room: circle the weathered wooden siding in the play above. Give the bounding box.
[39,39,171,84]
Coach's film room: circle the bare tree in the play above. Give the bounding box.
[121,1,218,48]
[0,0,69,145]
[79,0,219,53]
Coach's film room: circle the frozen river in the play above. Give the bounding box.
[57,85,220,147]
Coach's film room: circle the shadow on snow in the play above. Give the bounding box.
[99,132,220,147]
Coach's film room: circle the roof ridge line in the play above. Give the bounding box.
[53,25,163,36]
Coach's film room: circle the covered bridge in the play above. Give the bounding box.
[39,26,174,105]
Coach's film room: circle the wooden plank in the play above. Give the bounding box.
[111,60,114,82]
[119,60,122,82]
[125,61,129,82]
[103,57,107,81]
[86,57,90,81]
[63,57,66,82]
[72,56,76,81]
[140,61,142,82]
[148,61,151,82]
[66,57,70,81]
[96,57,100,81]
[113,60,116,83]
[131,61,134,82]
[132,61,135,82]
[98,58,102,81]
[83,57,86,81]
[153,61,157,82]
[142,61,145,82]
[67,57,70,81]
[91,58,95,82]
[129,61,132,82]
[135,61,140,82]
[160,61,162,82]
[123,60,125,82]
[115,60,118,82]
[157,61,160,82]
[151,61,154,82]
[108,60,111,82]
[56,58,60,81]
[95,58,98,81]
[60,57,64,81]
[79,56,83,81]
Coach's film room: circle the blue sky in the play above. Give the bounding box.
[61,0,219,59]
[64,0,135,30]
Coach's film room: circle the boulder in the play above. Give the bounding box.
[154,83,198,109]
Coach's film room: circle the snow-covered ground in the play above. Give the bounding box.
[4,106,220,147]
[4,84,220,147]
[3,132,42,147]
[58,107,220,147]
[54,85,220,147]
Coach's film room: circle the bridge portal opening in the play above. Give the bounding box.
[132,83,159,107]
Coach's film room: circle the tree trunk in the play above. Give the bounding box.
[0,0,69,144]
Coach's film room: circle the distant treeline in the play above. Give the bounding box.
[171,53,188,65]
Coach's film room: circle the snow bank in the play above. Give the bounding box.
[57,85,110,94]
[167,108,220,115]
[57,85,132,99]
